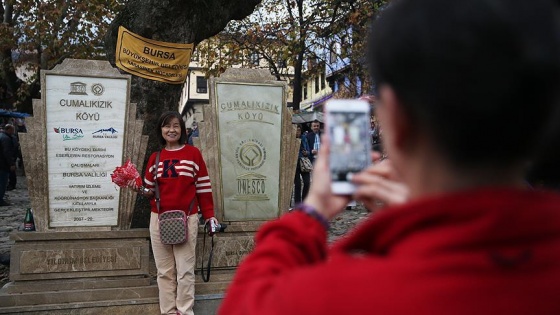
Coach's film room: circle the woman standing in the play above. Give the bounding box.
[132,111,218,315]
[293,124,311,205]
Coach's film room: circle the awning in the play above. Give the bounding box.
[0,110,31,118]
[292,111,324,124]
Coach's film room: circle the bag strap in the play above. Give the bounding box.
[201,227,214,282]
[302,135,310,152]
[186,198,195,218]
[154,151,161,216]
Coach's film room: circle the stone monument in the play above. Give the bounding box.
[193,69,298,293]
[0,59,159,314]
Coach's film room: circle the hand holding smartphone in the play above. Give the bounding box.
[326,99,372,195]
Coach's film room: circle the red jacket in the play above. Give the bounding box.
[219,188,560,315]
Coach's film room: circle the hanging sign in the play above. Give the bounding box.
[115,26,193,84]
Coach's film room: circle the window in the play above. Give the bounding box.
[303,85,308,100]
[321,72,326,90]
[250,53,260,66]
[315,77,320,94]
[196,76,207,94]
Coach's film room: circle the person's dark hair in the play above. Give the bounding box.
[368,0,560,167]
[526,104,560,188]
[156,111,188,146]
[309,119,321,130]
[4,124,14,133]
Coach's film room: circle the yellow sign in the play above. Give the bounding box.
[115,26,193,84]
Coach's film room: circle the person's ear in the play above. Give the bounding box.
[378,86,414,153]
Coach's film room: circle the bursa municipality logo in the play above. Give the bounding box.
[54,127,84,141]
[92,127,118,139]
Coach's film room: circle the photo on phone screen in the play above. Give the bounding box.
[326,100,371,194]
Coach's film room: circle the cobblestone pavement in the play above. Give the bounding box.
[0,172,31,288]
[0,175,372,288]
[328,204,370,243]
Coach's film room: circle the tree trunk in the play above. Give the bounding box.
[104,0,261,228]
[291,45,305,111]
[0,48,20,110]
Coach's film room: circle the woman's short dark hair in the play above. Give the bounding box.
[156,111,188,146]
[368,0,560,168]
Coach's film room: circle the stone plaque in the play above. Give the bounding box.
[44,73,128,227]
[19,247,141,274]
[8,230,151,281]
[215,82,284,221]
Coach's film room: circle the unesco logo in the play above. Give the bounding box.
[91,83,105,96]
[235,139,267,171]
[69,82,87,95]
[68,82,105,96]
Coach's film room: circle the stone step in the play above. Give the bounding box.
[194,270,235,295]
[0,284,159,308]
[0,297,159,315]
[3,276,152,293]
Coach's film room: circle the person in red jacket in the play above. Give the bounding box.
[132,111,218,315]
[219,0,560,314]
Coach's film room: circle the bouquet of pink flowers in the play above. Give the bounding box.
[111,159,142,188]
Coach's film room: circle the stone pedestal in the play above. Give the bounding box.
[0,230,159,314]
[187,68,298,314]
[0,226,259,314]
[0,59,159,314]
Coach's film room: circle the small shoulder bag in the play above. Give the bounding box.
[299,137,313,173]
[154,151,195,245]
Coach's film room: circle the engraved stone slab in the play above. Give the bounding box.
[215,83,284,221]
[19,247,141,274]
[196,221,264,268]
[195,68,298,273]
[45,74,127,227]
[212,235,256,267]
[201,69,298,224]
[9,230,150,281]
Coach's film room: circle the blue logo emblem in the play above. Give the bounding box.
[92,127,118,134]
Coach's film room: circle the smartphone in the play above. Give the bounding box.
[326,99,372,195]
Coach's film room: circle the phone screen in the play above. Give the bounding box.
[328,110,371,182]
